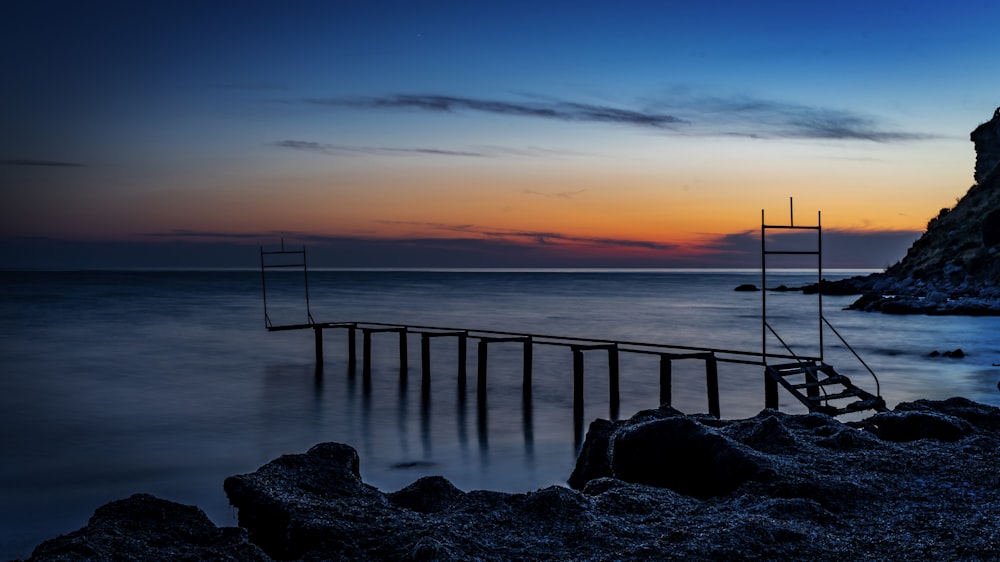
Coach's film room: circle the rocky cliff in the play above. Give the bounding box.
[818,108,1000,314]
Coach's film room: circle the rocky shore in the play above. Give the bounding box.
[21,397,1000,561]
[804,109,1000,315]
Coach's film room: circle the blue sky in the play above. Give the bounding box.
[2,0,998,268]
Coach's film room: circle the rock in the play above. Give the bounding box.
[894,396,1000,432]
[943,348,966,358]
[864,410,973,442]
[984,209,1000,247]
[223,442,389,559]
[568,418,619,489]
[24,493,271,562]
[609,416,774,498]
[971,107,1000,184]
[388,475,464,513]
[23,398,1000,561]
[734,283,759,292]
[832,109,1000,316]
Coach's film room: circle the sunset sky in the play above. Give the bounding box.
[2,0,998,268]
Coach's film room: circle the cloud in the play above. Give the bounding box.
[270,139,485,157]
[1,159,84,167]
[142,229,268,240]
[653,94,934,141]
[306,94,687,129]
[523,188,586,199]
[7,225,921,269]
[377,220,678,252]
[695,228,922,268]
[298,92,932,142]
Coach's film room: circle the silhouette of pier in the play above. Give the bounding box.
[268,319,746,420]
[260,203,886,433]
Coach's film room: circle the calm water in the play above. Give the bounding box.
[2,269,999,558]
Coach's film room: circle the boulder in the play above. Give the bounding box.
[608,416,774,498]
[24,494,271,562]
[388,475,464,514]
[567,418,619,489]
[864,410,973,442]
[23,398,1000,561]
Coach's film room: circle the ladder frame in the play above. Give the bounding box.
[260,240,315,329]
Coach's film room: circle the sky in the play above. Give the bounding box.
[2,0,998,269]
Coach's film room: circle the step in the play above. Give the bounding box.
[768,362,817,374]
[790,375,848,389]
[806,388,862,402]
[830,396,887,415]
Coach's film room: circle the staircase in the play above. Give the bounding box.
[765,360,887,416]
[761,201,887,417]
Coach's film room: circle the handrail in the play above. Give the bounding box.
[324,320,814,365]
[821,315,881,397]
[764,321,831,400]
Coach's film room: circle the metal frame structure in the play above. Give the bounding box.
[761,198,823,366]
[761,199,885,414]
[260,239,314,329]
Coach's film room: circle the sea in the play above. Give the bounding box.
[2,269,999,559]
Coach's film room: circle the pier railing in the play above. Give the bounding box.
[269,320,803,421]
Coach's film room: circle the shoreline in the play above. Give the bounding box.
[20,397,1000,561]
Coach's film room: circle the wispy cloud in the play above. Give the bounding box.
[1,159,84,167]
[378,220,678,252]
[270,139,485,157]
[523,188,586,199]
[141,229,268,240]
[659,94,934,141]
[122,225,918,268]
[269,139,594,159]
[297,92,932,142]
[306,94,687,129]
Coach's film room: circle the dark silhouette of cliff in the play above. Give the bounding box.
[822,108,1000,314]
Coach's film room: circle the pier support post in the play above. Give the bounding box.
[399,329,408,382]
[362,329,372,380]
[477,340,488,404]
[458,333,467,392]
[805,366,820,399]
[573,348,584,416]
[421,334,431,391]
[313,325,324,366]
[765,368,779,410]
[706,355,720,419]
[608,345,620,420]
[659,355,672,407]
[347,325,356,373]
[523,337,533,395]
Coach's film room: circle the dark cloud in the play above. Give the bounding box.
[4,226,920,269]
[141,229,268,240]
[306,94,687,129]
[697,228,921,268]
[270,139,485,157]
[655,94,934,141]
[1,159,84,167]
[298,92,932,142]
[377,221,678,252]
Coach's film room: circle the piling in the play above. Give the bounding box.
[659,355,672,407]
[706,355,720,419]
